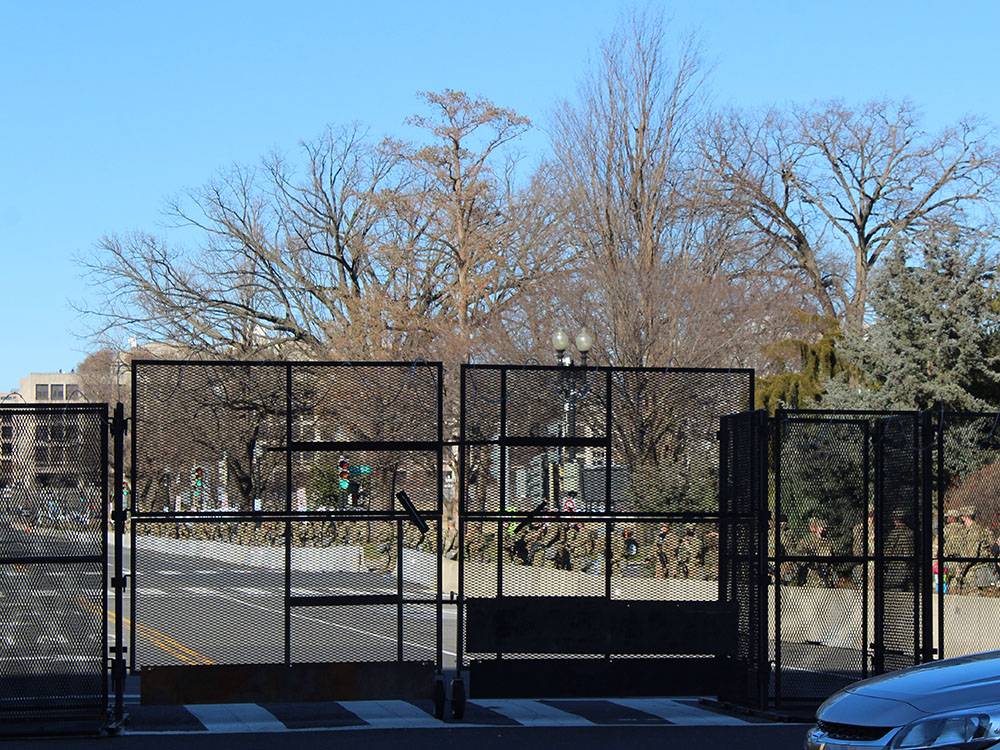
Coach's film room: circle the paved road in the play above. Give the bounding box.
[121,541,455,668]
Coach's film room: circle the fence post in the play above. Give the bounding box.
[110,402,128,726]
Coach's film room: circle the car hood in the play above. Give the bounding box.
[818,651,1000,725]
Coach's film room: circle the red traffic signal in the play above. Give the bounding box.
[339,458,350,489]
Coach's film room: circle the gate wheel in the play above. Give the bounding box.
[450,677,466,720]
[433,676,446,719]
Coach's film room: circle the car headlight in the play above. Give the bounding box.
[892,710,1000,749]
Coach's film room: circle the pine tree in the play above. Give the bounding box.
[824,229,1000,412]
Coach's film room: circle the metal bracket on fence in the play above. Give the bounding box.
[513,501,548,534]
[396,491,429,534]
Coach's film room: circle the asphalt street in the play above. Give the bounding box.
[121,540,456,668]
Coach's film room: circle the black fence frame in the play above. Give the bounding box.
[456,363,756,698]
[7,357,995,720]
[0,402,109,732]
[127,360,445,702]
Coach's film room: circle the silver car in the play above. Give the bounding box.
[805,650,1000,749]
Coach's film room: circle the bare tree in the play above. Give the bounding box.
[549,9,792,368]
[703,100,1000,334]
[78,124,413,360]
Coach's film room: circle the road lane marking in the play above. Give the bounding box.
[337,700,442,729]
[475,698,594,726]
[610,698,750,725]
[185,703,285,733]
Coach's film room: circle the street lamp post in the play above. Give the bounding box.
[551,328,593,464]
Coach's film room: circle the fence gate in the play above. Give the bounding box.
[718,410,769,709]
[770,410,931,709]
[0,404,108,733]
[457,364,754,699]
[129,361,444,706]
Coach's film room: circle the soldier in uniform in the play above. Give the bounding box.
[776,514,798,584]
[885,509,915,590]
[676,524,705,579]
[796,517,834,587]
[465,523,487,561]
[649,524,680,578]
[373,520,397,572]
[852,505,875,586]
[958,507,996,594]
[568,522,598,572]
[442,520,459,560]
[607,526,627,575]
[702,527,720,580]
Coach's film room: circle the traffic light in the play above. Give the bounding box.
[338,458,350,490]
[122,481,129,499]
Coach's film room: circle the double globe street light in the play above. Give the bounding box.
[551,328,593,464]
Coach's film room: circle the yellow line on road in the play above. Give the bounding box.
[79,597,215,666]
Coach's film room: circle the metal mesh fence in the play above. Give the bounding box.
[719,410,767,707]
[773,414,874,705]
[770,410,931,707]
[459,365,754,670]
[0,405,107,722]
[874,415,925,674]
[130,361,443,672]
[937,412,1000,659]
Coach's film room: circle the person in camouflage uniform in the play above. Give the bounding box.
[702,528,719,580]
[567,522,598,572]
[649,524,680,578]
[852,506,875,587]
[957,507,996,594]
[442,520,459,560]
[884,510,915,590]
[795,517,834,587]
[608,526,628,575]
[676,524,705,579]
[466,523,493,562]
[371,520,396,572]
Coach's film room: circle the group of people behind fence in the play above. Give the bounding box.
[767,504,1000,595]
[439,517,721,579]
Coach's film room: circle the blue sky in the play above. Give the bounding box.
[2,0,998,393]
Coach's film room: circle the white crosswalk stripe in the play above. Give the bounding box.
[123,697,768,734]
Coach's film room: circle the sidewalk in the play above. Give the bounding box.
[120,695,771,735]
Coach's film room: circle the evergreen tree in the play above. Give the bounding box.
[755,313,849,414]
[824,230,1000,412]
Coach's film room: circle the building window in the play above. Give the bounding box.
[35,384,49,400]
[51,384,64,400]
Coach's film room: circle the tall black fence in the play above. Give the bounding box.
[457,364,755,698]
[11,356,1000,722]
[0,404,108,732]
[128,361,444,704]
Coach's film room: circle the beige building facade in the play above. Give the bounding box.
[1,372,95,491]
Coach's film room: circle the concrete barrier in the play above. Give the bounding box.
[127,533,365,573]
[110,531,1000,659]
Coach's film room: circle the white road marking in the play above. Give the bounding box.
[337,700,442,729]
[185,703,285,733]
[475,698,594,726]
[610,697,751,725]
